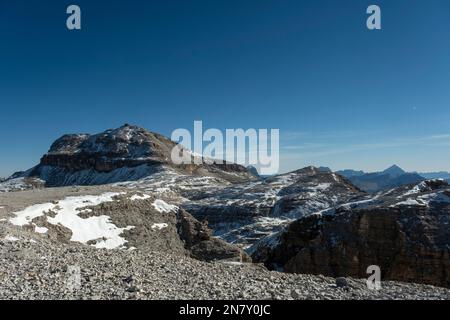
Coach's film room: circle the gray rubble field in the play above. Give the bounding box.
[0,187,449,300]
[1,239,449,300]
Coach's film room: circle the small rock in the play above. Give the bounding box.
[126,285,139,293]
[123,275,133,284]
[291,289,302,299]
[336,277,348,288]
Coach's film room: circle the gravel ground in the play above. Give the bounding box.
[0,238,449,300]
[1,187,449,300]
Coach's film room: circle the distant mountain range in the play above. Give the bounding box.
[418,171,450,180]
[337,165,450,193]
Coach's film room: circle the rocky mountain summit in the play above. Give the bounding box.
[17,124,257,187]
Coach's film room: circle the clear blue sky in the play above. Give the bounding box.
[1,0,450,177]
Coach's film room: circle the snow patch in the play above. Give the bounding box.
[130,194,151,201]
[10,192,133,249]
[331,173,339,182]
[314,183,332,191]
[4,235,19,242]
[391,198,427,207]
[151,223,168,230]
[402,181,430,197]
[337,194,381,211]
[152,199,178,213]
[10,202,55,226]
[34,224,48,234]
[418,191,450,204]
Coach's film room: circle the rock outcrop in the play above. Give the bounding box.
[253,180,450,288]
[176,208,251,262]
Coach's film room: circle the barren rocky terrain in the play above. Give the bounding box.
[1,125,449,300]
[1,187,449,300]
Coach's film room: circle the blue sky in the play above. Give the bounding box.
[1,0,450,176]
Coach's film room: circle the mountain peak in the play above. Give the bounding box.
[25,125,259,187]
[47,124,169,157]
[382,165,406,177]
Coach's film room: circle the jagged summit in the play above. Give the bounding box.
[382,164,406,177]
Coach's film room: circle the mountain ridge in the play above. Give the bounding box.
[337,165,424,193]
[12,124,258,187]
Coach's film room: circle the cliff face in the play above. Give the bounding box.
[39,153,162,173]
[253,180,450,288]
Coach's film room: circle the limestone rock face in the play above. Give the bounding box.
[253,180,450,288]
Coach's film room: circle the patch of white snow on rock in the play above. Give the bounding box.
[130,194,151,201]
[4,235,20,242]
[152,199,178,213]
[151,223,168,230]
[9,192,134,249]
[391,198,427,207]
[34,224,48,234]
